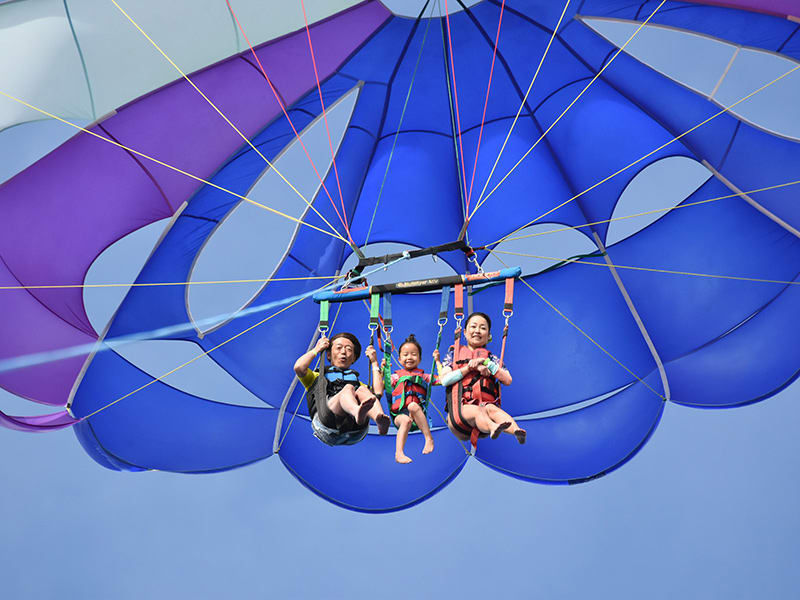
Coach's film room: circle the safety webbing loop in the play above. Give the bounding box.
[381,329,393,407]
[499,278,514,369]
[503,277,515,317]
[438,286,450,326]
[319,300,330,333]
[454,283,464,327]
[369,293,380,331]
[382,293,393,335]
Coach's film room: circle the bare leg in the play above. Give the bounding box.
[356,386,390,434]
[408,403,434,454]
[329,385,374,424]
[485,404,526,444]
[462,404,509,438]
[394,415,413,463]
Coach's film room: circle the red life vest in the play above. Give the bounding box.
[450,345,500,407]
[390,368,428,413]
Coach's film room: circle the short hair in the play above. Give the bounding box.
[465,311,492,331]
[328,332,361,359]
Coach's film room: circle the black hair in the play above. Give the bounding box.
[465,311,492,331]
[327,332,361,359]
[399,333,422,355]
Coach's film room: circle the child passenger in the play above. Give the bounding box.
[293,332,390,446]
[380,334,436,464]
[435,312,526,444]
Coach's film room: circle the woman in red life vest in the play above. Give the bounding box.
[434,312,526,444]
[383,334,435,464]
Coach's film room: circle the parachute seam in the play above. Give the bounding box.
[237,56,288,106]
[490,250,666,401]
[716,121,741,170]
[97,124,173,214]
[365,0,434,245]
[279,445,469,513]
[579,16,800,142]
[471,2,669,218]
[457,7,599,244]
[670,271,800,361]
[498,178,800,247]
[62,0,96,121]
[439,2,469,232]
[348,124,377,139]
[701,160,800,240]
[67,203,189,411]
[485,30,800,249]
[777,24,800,53]
[593,232,670,400]
[0,253,95,338]
[184,84,363,337]
[529,77,592,115]
[600,153,704,243]
[346,8,428,244]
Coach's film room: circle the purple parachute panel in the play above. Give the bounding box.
[0,0,389,410]
[0,409,77,433]
[685,0,799,18]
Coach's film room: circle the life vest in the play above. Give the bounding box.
[390,368,429,413]
[323,366,360,396]
[446,344,501,447]
[450,345,500,407]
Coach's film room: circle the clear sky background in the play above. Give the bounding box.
[1,2,799,599]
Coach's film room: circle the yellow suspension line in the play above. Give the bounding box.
[487,63,800,247]
[79,265,356,421]
[80,294,308,421]
[472,0,572,207]
[487,249,665,400]
[491,179,800,246]
[0,275,337,292]
[491,250,800,287]
[110,0,345,241]
[470,0,667,218]
[0,89,346,242]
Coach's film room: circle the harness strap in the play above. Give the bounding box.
[449,323,480,449]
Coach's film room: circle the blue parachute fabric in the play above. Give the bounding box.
[492,264,660,414]
[475,370,664,483]
[72,351,278,472]
[665,272,800,407]
[279,424,468,513]
[598,0,800,61]
[603,177,800,362]
[66,0,800,511]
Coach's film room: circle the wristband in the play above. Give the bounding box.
[483,358,499,375]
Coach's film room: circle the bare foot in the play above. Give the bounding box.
[356,397,376,424]
[395,453,412,464]
[422,438,434,454]
[515,428,527,445]
[490,421,511,439]
[376,413,390,435]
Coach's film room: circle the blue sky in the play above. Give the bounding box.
[2,2,800,598]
